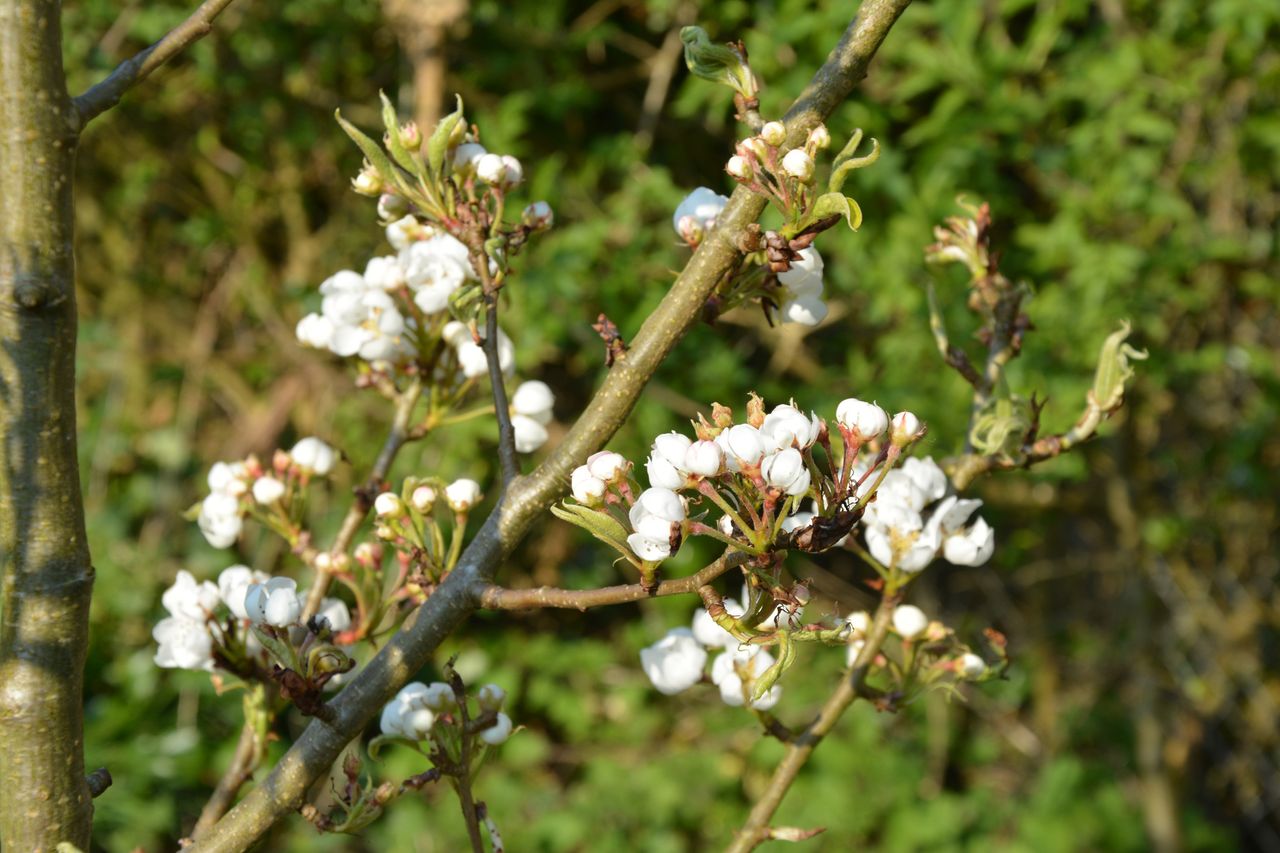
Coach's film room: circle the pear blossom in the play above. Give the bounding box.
[290,437,336,475]
[161,571,220,621]
[892,605,929,640]
[244,577,302,628]
[762,403,821,450]
[943,516,995,566]
[890,411,926,445]
[683,440,724,477]
[411,485,436,511]
[778,247,824,299]
[363,255,406,291]
[781,148,814,181]
[452,142,487,174]
[836,398,889,440]
[445,479,482,512]
[511,380,555,425]
[959,653,987,679]
[477,684,506,711]
[385,214,424,251]
[808,124,831,149]
[422,682,457,711]
[672,187,729,240]
[645,453,685,490]
[316,597,352,633]
[198,491,243,549]
[480,713,514,745]
[522,200,554,230]
[691,602,741,649]
[760,121,786,146]
[651,432,692,470]
[639,628,707,695]
[761,448,811,496]
[719,424,768,468]
[710,647,780,710]
[571,465,607,504]
[374,492,404,517]
[380,682,437,740]
[218,565,269,621]
[726,154,752,181]
[781,294,828,326]
[627,487,685,562]
[153,616,215,671]
[512,415,549,453]
[251,476,286,505]
[585,451,628,482]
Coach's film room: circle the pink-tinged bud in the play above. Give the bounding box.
[399,121,422,149]
[411,485,436,512]
[835,398,889,440]
[889,411,926,446]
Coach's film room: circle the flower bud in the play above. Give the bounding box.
[571,465,607,504]
[683,440,724,477]
[352,161,382,196]
[722,424,767,467]
[586,450,628,483]
[374,492,403,517]
[959,653,987,679]
[781,148,815,181]
[423,681,457,711]
[377,192,408,221]
[452,142,487,175]
[891,604,928,640]
[726,155,752,181]
[475,153,506,184]
[399,120,422,149]
[411,485,437,512]
[500,154,524,185]
[889,411,926,446]
[760,121,786,147]
[244,577,301,628]
[480,712,514,745]
[252,476,286,505]
[807,124,831,150]
[522,200,554,231]
[478,683,506,712]
[639,628,706,695]
[445,478,482,512]
[761,448,811,496]
[836,398,889,440]
[290,437,336,475]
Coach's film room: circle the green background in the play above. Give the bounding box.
[62,0,1277,849]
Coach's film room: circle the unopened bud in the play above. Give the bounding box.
[411,485,436,512]
[374,492,403,517]
[889,411,926,446]
[760,121,786,147]
[399,120,422,149]
[352,161,382,196]
[726,154,752,181]
[477,684,506,712]
[522,200,554,231]
[781,149,815,182]
[807,124,831,150]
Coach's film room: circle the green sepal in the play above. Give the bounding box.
[550,502,633,556]
[751,630,797,703]
[379,91,421,175]
[427,95,465,177]
[1092,320,1149,411]
[335,109,397,188]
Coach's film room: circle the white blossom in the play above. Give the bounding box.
[892,604,928,640]
[452,142,487,174]
[890,411,926,445]
[627,488,685,562]
[691,603,740,649]
[295,313,335,349]
[478,684,506,711]
[218,565,269,621]
[585,451,628,482]
[445,479,483,512]
[835,398,888,440]
[161,570,220,621]
[290,437,337,475]
[380,682,436,740]
[639,628,707,695]
[198,491,243,549]
[726,154,752,181]
[760,121,786,146]
[251,476,286,505]
[943,516,995,566]
[570,465,607,504]
[480,712,514,745]
[761,448,811,496]
[244,577,302,628]
[512,414,549,453]
[672,187,729,238]
[651,432,692,470]
[317,597,352,633]
[683,440,724,477]
[385,214,424,251]
[153,616,215,671]
[511,380,555,425]
[710,647,780,710]
[522,200,554,230]
[781,148,814,181]
[720,424,768,468]
[363,255,406,291]
[374,492,403,517]
[761,403,821,450]
[422,682,457,711]
[777,247,824,300]
[960,653,987,679]
[781,294,828,326]
[645,453,685,490]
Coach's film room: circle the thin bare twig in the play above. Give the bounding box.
[72,0,241,128]
[483,296,519,485]
[475,551,747,610]
[302,378,424,620]
[725,590,901,853]
[191,722,260,839]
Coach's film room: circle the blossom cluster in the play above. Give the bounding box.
[380,680,513,746]
[196,437,337,549]
[153,565,350,672]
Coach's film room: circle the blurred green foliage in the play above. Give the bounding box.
[62,0,1276,849]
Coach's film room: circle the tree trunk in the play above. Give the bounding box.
[0,0,95,849]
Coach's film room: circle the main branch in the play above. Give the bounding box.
[189,2,912,848]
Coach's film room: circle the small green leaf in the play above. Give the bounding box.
[680,26,756,100]
[550,502,633,555]
[335,109,396,186]
[829,136,879,194]
[1092,320,1149,410]
[809,192,863,232]
[427,94,465,177]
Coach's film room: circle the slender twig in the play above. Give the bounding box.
[302,378,424,620]
[188,5,913,849]
[72,0,241,128]
[483,295,519,485]
[725,591,901,853]
[191,722,261,839]
[926,283,981,388]
[475,551,747,610]
[453,693,487,853]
